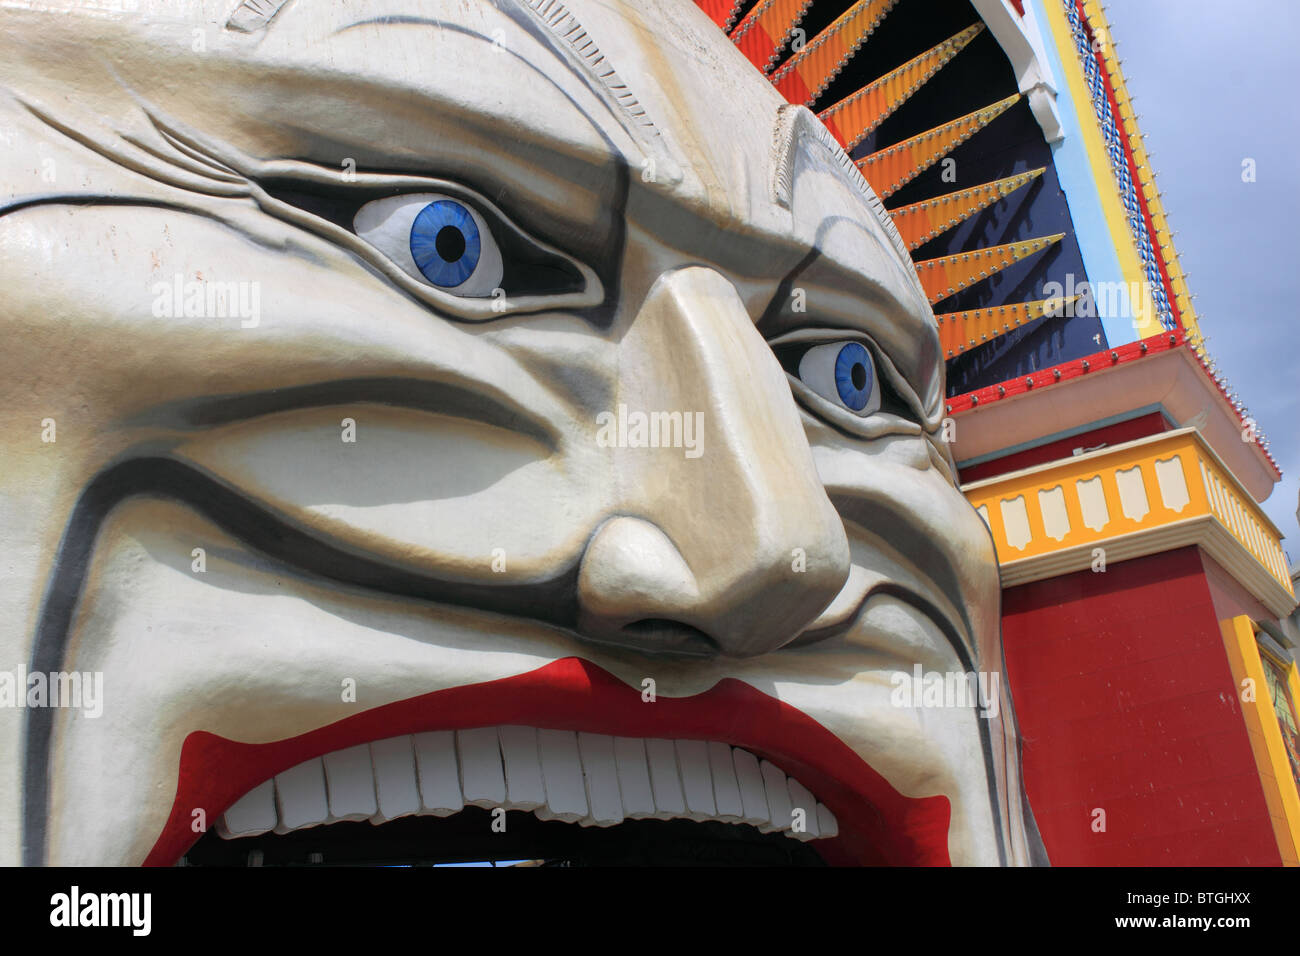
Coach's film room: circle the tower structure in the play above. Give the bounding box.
[698,0,1300,864]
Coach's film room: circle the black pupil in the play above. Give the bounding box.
[850,362,867,390]
[435,225,466,263]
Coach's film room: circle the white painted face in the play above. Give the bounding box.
[0,0,1042,865]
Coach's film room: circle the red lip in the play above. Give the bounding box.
[145,657,951,866]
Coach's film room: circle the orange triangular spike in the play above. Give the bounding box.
[731,0,815,72]
[771,0,902,106]
[819,23,984,151]
[856,93,1021,199]
[936,296,1078,358]
[890,168,1045,250]
[914,233,1064,306]
[694,0,746,31]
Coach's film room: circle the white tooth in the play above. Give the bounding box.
[369,736,421,824]
[413,731,464,816]
[217,779,277,838]
[707,742,744,822]
[644,738,686,818]
[612,737,656,819]
[758,760,792,834]
[498,725,546,811]
[577,732,624,827]
[816,803,838,839]
[787,779,820,841]
[274,758,329,833]
[674,740,717,821]
[456,727,507,809]
[731,748,770,827]
[323,744,378,822]
[534,729,588,822]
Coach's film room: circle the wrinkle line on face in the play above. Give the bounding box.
[826,493,981,665]
[23,455,590,863]
[130,378,560,451]
[756,236,939,429]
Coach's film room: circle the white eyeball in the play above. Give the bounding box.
[797,340,881,417]
[353,193,504,297]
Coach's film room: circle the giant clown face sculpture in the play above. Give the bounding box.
[0,0,1045,865]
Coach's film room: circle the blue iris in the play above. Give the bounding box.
[834,341,873,411]
[409,200,481,288]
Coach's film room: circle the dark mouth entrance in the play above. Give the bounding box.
[182,810,828,867]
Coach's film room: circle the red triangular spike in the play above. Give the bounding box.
[890,168,1044,250]
[694,0,746,31]
[936,296,1078,358]
[731,0,815,72]
[818,23,984,150]
[770,0,902,107]
[915,234,1064,306]
[856,93,1021,199]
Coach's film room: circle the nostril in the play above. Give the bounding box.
[618,619,719,658]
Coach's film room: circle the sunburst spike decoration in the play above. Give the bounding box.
[889,168,1045,250]
[688,0,1110,388]
[696,0,745,30]
[730,0,815,72]
[770,0,903,107]
[856,92,1021,199]
[915,233,1063,306]
[936,296,1078,358]
[818,22,984,151]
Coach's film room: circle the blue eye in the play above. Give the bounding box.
[410,200,480,288]
[833,341,873,411]
[796,340,881,417]
[353,192,504,297]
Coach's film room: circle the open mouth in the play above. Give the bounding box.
[145,658,955,866]
[194,729,837,866]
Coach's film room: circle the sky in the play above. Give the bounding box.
[1101,0,1300,569]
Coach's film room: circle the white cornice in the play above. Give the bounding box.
[971,0,1064,143]
[950,347,1280,502]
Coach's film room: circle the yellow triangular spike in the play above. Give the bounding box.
[914,233,1064,306]
[936,296,1079,358]
[856,93,1021,199]
[818,23,984,151]
[731,0,815,72]
[771,0,902,106]
[890,168,1045,250]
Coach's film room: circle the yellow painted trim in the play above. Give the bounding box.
[1040,0,1156,339]
[1084,0,1204,344]
[1288,661,1300,745]
[962,428,1293,595]
[1220,616,1300,865]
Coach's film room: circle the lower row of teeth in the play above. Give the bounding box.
[216,727,839,842]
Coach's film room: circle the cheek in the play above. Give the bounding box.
[877,433,933,471]
[811,433,1001,608]
[809,430,937,487]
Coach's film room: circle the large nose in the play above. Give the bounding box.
[576,266,850,657]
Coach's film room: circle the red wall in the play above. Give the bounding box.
[1002,546,1282,865]
[959,412,1169,484]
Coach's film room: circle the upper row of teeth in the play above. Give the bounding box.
[216,726,839,842]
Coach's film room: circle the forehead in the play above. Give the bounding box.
[250,0,804,231]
